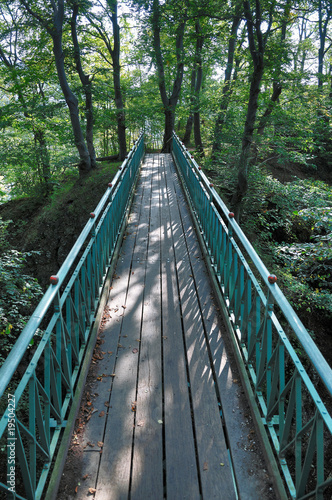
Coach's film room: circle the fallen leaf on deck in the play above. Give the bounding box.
[137,420,144,427]
[88,487,97,494]
[132,348,138,353]
[158,419,163,424]
[87,442,95,447]
[75,485,78,493]
[131,401,137,412]
[122,305,126,309]
[99,411,105,417]
[82,474,89,480]
[220,463,224,466]
[97,441,103,447]
[104,401,110,407]
[203,462,208,471]
[108,351,113,354]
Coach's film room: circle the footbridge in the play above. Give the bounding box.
[0,133,332,499]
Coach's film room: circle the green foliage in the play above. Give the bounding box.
[0,217,43,365]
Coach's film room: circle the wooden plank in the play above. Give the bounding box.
[130,152,164,499]
[130,257,164,499]
[173,156,276,499]
[95,259,146,499]
[90,158,152,498]
[78,165,147,452]
[165,156,236,499]
[160,154,201,500]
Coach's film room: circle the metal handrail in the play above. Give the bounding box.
[172,132,332,500]
[0,134,145,499]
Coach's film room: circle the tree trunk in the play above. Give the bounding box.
[232,64,264,219]
[257,82,282,135]
[152,0,186,153]
[183,113,194,146]
[52,31,91,175]
[163,107,175,153]
[183,69,196,146]
[19,0,92,175]
[193,20,204,155]
[212,13,241,160]
[111,0,127,160]
[232,0,269,220]
[34,129,51,191]
[256,0,291,139]
[71,4,96,168]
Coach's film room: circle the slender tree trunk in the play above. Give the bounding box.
[34,128,51,189]
[52,30,91,175]
[152,0,186,153]
[183,69,196,146]
[257,82,282,135]
[232,63,264,219]
[164,108,175,153]
[110,0,127,160]
[19,0,93,175]
[193,20,204,155]
[212,12,242,160]
[232,0,270,220]
[71,4,96,168]
[256,0,291,138]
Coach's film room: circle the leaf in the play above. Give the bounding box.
[88,487,97,494]
[203,461,208,471]
[99,411,105,417]
[132,348,138,353]
[97,441,103,447]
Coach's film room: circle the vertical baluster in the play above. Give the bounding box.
[278,341,285,440]
[44,338,51,448]
[254,295,261,376]
[316,414,324,499]
[54,290,62,420]
[295,374,302,492]
[29,375,36,492]
[65,296,72,384]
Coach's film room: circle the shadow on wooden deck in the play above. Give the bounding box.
[57,154,277,500]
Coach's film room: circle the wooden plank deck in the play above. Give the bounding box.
[58,154,277,500]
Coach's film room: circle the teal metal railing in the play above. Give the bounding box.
[0,134,144,499]
[172,132,332,500]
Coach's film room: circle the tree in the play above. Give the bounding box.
[151,0,187,153]
[18,0,93,175]
[0,3,53,193]
[211,2,242,160]
[85,0,127,160]
[231,0,273,220]
[70,1,97,168]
